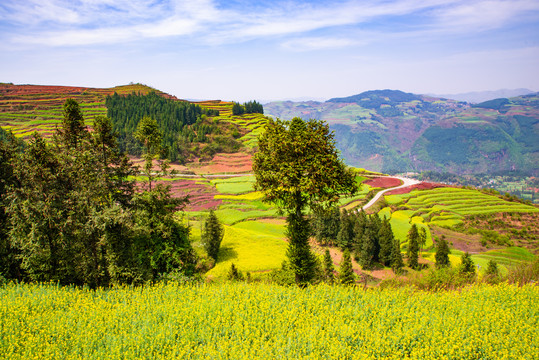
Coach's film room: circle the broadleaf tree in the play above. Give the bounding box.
[253,117,357,285]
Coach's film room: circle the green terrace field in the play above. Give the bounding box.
[386,187,538,226]
[1,282,538,359]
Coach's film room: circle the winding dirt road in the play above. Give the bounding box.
[361,176,421,211]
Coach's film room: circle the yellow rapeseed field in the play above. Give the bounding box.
[1,282,537,359]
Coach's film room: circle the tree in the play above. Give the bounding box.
[407,224,420,270]
[312,206,340,246]
[336,209,356,250]
[232,102,245,116]
[435,236,450,268]
[253,117,357,285]
[202,210,224,261]
[227,263,244,281]
[323,248,335,284]
[339,248,355,285]
[390,237,404,274]
[60,98,86,148]
[460,252,476,277]
[0,131,22,281]
[485,259,499,277]
[378,218,394,266]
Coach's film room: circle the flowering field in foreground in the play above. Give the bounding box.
[1,283,537,359]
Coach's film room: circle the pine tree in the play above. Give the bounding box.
[60,98,86,148]
[485,259,499,277]
[407,224,420,270]
[339,248,355,285]
[390,237,404,274]
[359,226,376,269]
[460,252,476,277]
[202,210,224,261]
[227,263,244,281]
[378,218,394,266]
[323,248,335,284]
[435,235,450,268]
[337,209,355,250]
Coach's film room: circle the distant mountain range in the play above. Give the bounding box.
[428,89,536,103]
[264,89,539,175]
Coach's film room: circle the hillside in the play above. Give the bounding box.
[265,90,539,176]
[0,83,267,172]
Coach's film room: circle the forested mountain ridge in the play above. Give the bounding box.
[265,90,539,176]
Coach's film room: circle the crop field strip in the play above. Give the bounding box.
[1,282,537,359]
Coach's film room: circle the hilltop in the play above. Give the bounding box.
[265,89,539,176]
[0,83,267,174]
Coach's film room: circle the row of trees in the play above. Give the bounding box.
[106,92,220,163]
[232,101,264,115]
[312,208,404,272]
[0,99,197,287]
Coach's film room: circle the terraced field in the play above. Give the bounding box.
[0,83,177,137]
[386,187,538,225]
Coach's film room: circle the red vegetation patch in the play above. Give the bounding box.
[148,179,221,211]
[193,153,253,174]
[385,182,448,195]
[364,177,402,188]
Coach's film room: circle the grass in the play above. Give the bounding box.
[1,282,538,359]
[210,176,256,194]
[206,220,287,278]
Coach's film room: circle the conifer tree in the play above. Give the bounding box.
[407,224,420,270]
[435,235,450,268]
[390,237,404,274]
[323,248,335,284]
[339,248,355,285]
[227,263,243,281]
[60,98,86,148]
[460,252,475,277]
[378,218,394,266]
[485,259,499,277]
[359,225,376,269]
[202,210,224,261]
[337,209,356,250]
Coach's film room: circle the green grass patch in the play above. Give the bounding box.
[206,221,287,277]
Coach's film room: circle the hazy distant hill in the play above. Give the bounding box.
[430,89,535,103]
[265,90,539,176]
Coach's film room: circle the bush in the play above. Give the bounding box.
[507,258,539,285]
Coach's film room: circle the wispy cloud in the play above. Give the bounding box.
[1,0,538,49]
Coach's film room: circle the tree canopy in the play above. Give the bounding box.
[253,117,357,285]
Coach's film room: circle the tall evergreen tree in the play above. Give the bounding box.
[337,209,356,250]
[60,98,86,148]
[312,206,340,246]
[407,224,420,270]
[339,248,355,285]
[435,235,450,268]
[378,218,394,266]
[390,237,404,274]
[202,210,224,261]
[323,248,335,284]
[460,252,476,277]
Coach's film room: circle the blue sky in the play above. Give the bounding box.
[1,0,538,102]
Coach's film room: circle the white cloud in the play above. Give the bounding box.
[2,0,539,48]
[281,37,362,51]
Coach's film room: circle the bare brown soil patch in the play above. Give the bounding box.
[430,226,490,254]
[190,153,252,174]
